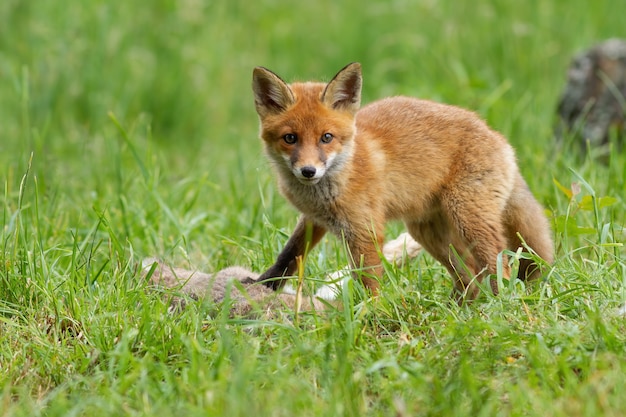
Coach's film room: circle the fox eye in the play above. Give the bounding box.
[321,133,334,143]
[283,133,297,144]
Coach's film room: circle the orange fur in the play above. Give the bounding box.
[252,63,553,302]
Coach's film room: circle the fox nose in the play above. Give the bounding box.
[300,166,317,178]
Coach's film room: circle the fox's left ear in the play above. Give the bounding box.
[252,67,295,118]
[322,63,362,114]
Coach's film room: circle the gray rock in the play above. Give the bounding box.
[556,38,626,149]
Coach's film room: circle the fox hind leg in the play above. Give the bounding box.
[406,212,484,302]
[443,191,511,300]
[409,192,510,302]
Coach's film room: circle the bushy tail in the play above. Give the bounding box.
[504,175,554,279]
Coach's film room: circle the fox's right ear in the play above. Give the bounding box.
[322,62,362,114]
[252,67,295,118]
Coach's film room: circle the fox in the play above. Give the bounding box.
[251,62,554,302]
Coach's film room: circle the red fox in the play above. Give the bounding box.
[252,63,553,301]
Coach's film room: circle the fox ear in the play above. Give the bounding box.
[252,67,295,118]
[322,63,362,114]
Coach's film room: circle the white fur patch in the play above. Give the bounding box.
[142,257,159,271]
[281,270,347,301]
[382,232,422,264]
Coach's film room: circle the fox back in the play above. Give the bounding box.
[252,63,553,301]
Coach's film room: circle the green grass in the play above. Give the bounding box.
[1,0,625,415]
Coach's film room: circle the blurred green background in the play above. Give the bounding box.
[2,1,621,165]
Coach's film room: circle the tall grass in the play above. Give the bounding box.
[1,0,625,415]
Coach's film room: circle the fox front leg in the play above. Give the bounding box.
[346,230,385,295]
[258,217,327,290]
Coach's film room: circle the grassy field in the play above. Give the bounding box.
[1,0,625,415]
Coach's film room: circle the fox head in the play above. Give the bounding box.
[252,63,362,185]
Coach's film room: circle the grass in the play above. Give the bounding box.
[1,0,625,415]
